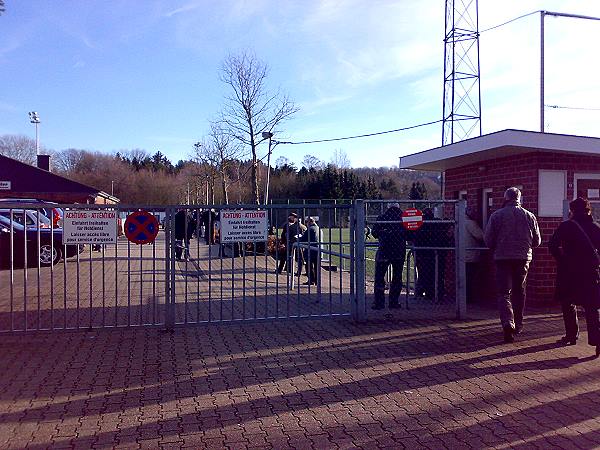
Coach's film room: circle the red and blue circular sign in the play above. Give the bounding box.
[124,210,159,245]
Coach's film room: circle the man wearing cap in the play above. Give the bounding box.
[484,187,541,343]
[371,202,406,309]
[276,212,306,275]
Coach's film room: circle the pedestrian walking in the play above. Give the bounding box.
[371,202,406,310]
[484,187,541,343]
[549,198,600,356]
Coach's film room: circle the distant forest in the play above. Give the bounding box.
[1,134,440,204]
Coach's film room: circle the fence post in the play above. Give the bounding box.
[353,199,367,322]
[165,207,175,331]
[455,200,467,319]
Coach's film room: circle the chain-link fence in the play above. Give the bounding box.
[361,199,464,318]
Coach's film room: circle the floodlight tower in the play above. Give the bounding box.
[442,0,482,145]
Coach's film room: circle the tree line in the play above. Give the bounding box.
[0,133,438,203]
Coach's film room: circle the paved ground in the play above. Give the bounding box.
[2,306,600,449]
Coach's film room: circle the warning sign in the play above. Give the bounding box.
[63,210,118,244]
[220,210,268,243]
[402,208,424,231]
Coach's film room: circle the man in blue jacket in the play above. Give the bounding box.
[484,187,541,343]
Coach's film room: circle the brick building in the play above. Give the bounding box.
[400,129,600,303]
[0,154,119,204]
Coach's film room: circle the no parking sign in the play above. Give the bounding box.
[124,211,159,244]
[401,208,424,231]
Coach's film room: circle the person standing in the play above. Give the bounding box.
[413,208,453,301]
[299,217,320,285]
[276,212,306,275]
[465,207,485,304]
[484,187,541,343]
[371,203,406,310]
[549,198,600,356]
[175,209,196,260]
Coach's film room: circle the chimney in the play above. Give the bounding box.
[37,154,50,171]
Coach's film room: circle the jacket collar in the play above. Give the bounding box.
[503,200,520,208]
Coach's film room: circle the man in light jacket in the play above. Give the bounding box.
[484,187,541,343]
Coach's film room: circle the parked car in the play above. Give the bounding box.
[0,208,52,229]
[0,199,64,228]
[0,215,80,267]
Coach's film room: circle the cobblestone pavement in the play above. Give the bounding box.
[1,307,600,449]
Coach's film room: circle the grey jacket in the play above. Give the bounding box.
[484,201,541,261]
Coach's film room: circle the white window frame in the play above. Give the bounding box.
[538,170,566,217]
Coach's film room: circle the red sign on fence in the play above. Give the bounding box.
[124,210,159,245]
[401,208,424,231]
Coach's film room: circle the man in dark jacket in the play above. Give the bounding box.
[201,209,217,245]
[276,212,306,275]
[549,197,600,356]
[413,208,453,302]
[484,187,541,343]
[299,217,320,285]
[372,203,406,309]
[175,209,196,260]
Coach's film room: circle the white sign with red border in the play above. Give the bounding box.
[220,209,268,243]
[401,208,424,230]
[64,210,118,244]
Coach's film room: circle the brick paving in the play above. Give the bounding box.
[2,307,600,449]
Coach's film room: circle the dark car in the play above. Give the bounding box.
[0,199,64,228]
[0,216,79,267]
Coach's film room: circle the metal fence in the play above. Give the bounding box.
[0,202,355,332]
[0,199,469,333]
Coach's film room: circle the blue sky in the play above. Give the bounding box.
[1,0,600,168]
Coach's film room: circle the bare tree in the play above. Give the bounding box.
[331,149,351,169]
[0,134,38,164]
[220,51,298,204]
[52,148,87,173]
[193,122,244,204]
[302,154,324,170]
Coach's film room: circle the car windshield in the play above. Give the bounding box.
[0,210,52,227]
[0,215,25,231]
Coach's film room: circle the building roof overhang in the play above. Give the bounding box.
[399,129,600,171]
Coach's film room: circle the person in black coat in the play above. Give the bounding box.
[175,209,196,260]
[299,217,320,285]
[413,208,453,302]
[549,197,600,356]
[201,209,217,245]
[371,203,406,309]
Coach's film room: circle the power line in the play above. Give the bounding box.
[276,119,443,145]
[480,10,541,33]
[546,104,600,111]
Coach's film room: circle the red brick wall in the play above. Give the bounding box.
[445,150,600,304]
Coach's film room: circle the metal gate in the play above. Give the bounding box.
[356,199,466,320]
[0,202,356,332]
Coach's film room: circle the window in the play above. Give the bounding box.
[538,170,566,217]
